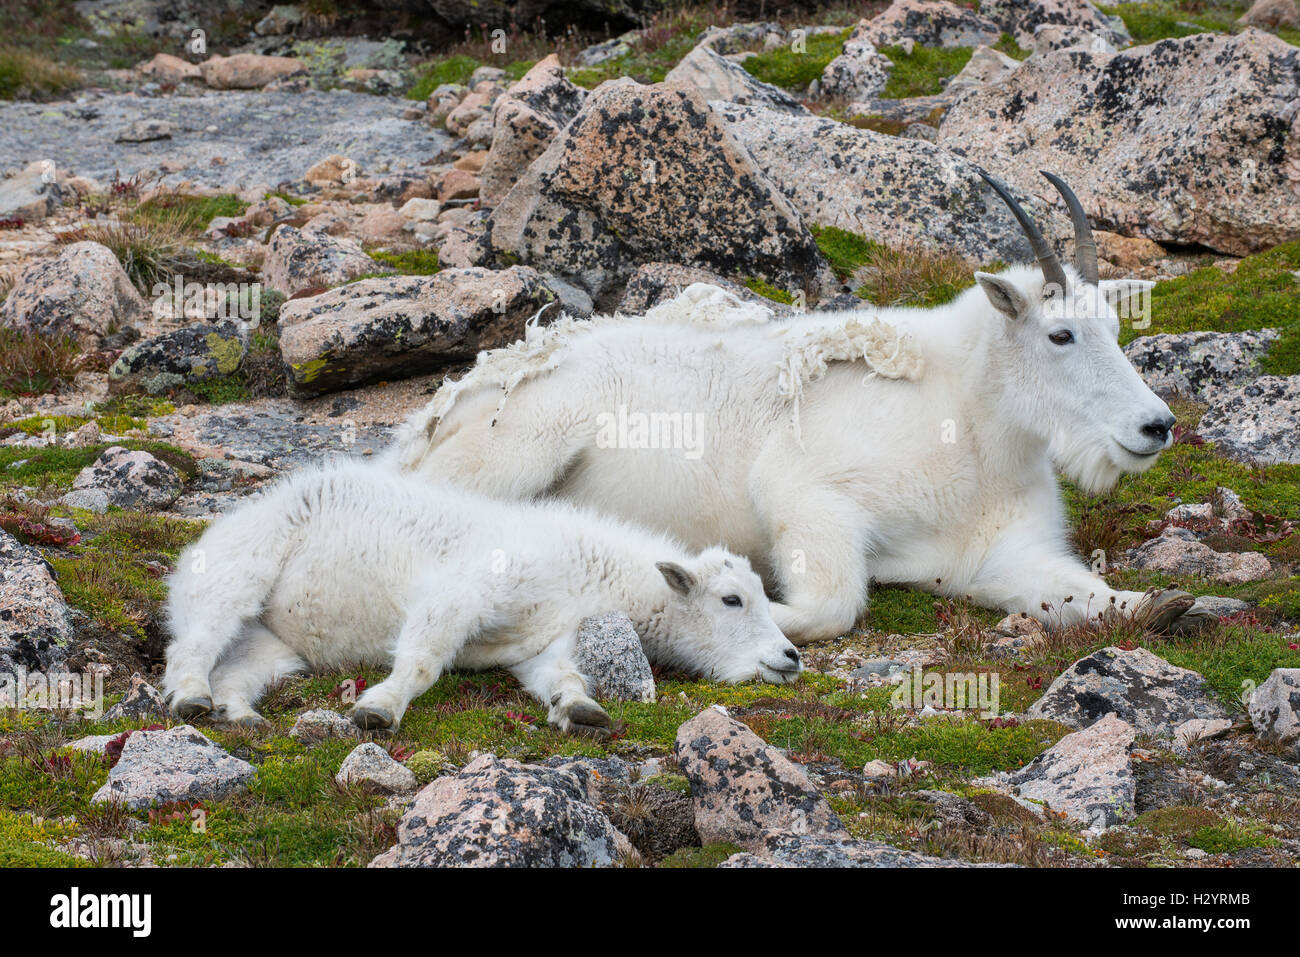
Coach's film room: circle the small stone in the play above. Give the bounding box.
[335,742,418,793]
[102,673,168,722]
[92,725,255,809]
[574,612,655,703]
[289,709,359,746]
[1248,668,1300,750]
[70,446,182,511]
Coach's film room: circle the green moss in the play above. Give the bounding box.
[1134,805,1221,838]
[993,32,1031,60]
[1118,240,1300,376]
[369,248,441,275]
[741,29,851,89]
[406,54,480,99]
[0,810,86,867]
[880,44,973,99]
[811,224,882,279]
[188,374,250,405]
[659,843,744,868]
[743,276,795,304]
[265,190,307,207]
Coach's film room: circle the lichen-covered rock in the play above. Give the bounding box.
[720,831,994,867]
[200,53,305,89]
[479,55,588,206]
[1030,22,1115,53]
[1238,0,1300,28]
[665,43,806,113]
[949,44,1022,89]
[277,266,555,398]
[574,613,656,703]
[69,446,183,511]
[1123,330,1279,403]
[0,161,64,222]
[289,709,360,746]
[1198,375,1300,465]
[262,225,390,297]
[1248,668,1300,749]
[102,673,168,722]
[674,706,846,847]
[0,241,148,346]
[109,321,249,396]
[335,742,418,793]
[981,0,1129,47]
[1129,530,1272,584]
[0,529,73,677]
[859,0,1001,48]
[939,32,1300,255]
[976,713,1136,828]
[718,102,1067,263]
[819,22,893,100]
[1027,646,1232,738]
[488,79,829,300]
[617,262,784,315]
[369,755,636,867]
[91,725,255,809]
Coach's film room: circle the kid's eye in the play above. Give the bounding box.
[1049,330,1075,345]
[722,595,742,607]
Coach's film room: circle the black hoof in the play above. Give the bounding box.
[172,694,213,721]
[351,704,394,731]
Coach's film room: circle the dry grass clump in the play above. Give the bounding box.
[0,328,84,397]
[55,214,189,293]
[0,45,80,100]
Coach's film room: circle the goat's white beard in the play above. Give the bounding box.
[1049,429,1144,496]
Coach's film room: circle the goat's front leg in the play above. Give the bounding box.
[351,577,487,731]
[963,536,1202,631]
[508,630,611,738]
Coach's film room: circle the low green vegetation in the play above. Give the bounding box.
[0,330,84,399]
[369,248,441,275]
[133,193,250,234]
[1121,240,1300,376]
[741,29,851,89]
[879,44,973,99]
[811,225,978,306]
[0,45,80,100]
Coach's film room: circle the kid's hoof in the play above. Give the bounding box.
[350,704,395,731]
[1167,600,1219,635]
[226,714,268,729]
[172,694,213,721]
[566,702,612,739]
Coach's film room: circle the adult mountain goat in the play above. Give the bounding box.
[163,462,801,733]
[393,172,1215,645]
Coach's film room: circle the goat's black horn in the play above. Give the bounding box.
[976,168,1067,295]
[1040,170,1098,284]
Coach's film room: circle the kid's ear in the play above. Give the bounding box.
[656,562,696,596]
[975,272,1031,320]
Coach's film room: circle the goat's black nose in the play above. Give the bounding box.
[1140,415,1176,443]
[784,648,800,664]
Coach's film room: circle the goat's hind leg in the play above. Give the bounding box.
[509,631,611,738]
[207,624,308,726]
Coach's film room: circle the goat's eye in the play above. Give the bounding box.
[721,595,742,607]
[1048,330,1075,345]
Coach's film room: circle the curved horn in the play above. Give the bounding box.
[976,168,1067,295]
[1040,170,1098,284]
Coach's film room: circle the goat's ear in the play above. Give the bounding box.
[656,562,696,596]
[975,272,1030,320]
[1097,278,1154,308]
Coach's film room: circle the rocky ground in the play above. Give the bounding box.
[1,0,1299,868]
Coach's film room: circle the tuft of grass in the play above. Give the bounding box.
[0,45,80,100]
[133,193,249,234]
[0,329,83,398]
[1098,1,1241,44]
[810,225,977,306]
[1187,820,1277,854]
[993,32,1031,60]
[879,44,973,99]
[55,217,188,293]
[743,276,795,304]
[659,843,743,868]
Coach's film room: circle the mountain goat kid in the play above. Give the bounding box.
[391,172,1215,645]
[163,462,801,734]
